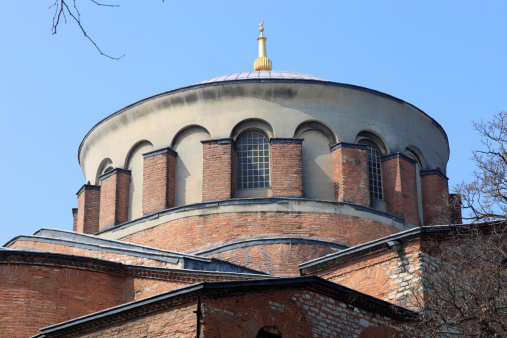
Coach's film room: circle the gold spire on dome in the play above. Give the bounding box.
[254,20,272,71]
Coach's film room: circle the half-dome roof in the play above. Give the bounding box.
[199,71,328,84]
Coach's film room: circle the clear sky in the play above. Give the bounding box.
[0,1,506,245]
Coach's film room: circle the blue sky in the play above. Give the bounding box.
[0,1,506,245]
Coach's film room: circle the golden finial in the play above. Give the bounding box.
[254,20,272,71]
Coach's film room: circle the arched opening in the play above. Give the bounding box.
[230,118,274,140]
[256,326,282,338]
[95,158,113,185]
[294,121,335,200]
[125,141,153,221]
[172,125,211,206]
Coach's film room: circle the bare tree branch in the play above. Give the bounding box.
[454,111,507,223]
[405,224,507,336]
[50,0,124,60]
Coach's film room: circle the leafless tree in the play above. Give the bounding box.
[455,111,507,223]
[406,224,507,337]
[49,0,124,59]
[405,112,507,335]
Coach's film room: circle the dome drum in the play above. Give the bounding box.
[73,75,455,267]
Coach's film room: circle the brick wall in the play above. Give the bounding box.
[202,139,235,201]
[72,208,78,231]
[270,138,303,197]
[75,303,198,338]
[40,289,409,338]
[0,252,269,337]
[421,170,450,225]
[119,211,401,253]
[307,240,423,308]
[142,148,177,215]
[331,143,369,206]
[202,289,407,337]
[382,154,420,225]
[76,185,101,234]
[0,263,127,338]
[207,243,341,276]
[129,273,259,301]
[99,169,131,230]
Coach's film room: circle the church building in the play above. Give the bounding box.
[1,23,461,337]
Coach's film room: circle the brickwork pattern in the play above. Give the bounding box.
[6,242,266,300]
[72,209,78,232]
[99,171,131,230]
[332,146,369,206]
[76,303,197,338]
[202,142,234,201]
[313,240,422,307]
[143,151,176,215]
[382,157,420,225]
[421,174,450,225]
[202,289,407,337]
[270,142,303,197]
[0,254,269,337]
[208,243,341,276]
[77,186,101,234]
[129,273,260,301]
[0,264,127,338]
[120,211,401,253]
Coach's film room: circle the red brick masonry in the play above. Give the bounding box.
[421,170,450,225]
[270,138,303,197]
[206,242,341,276]
[0,251,262,338]
[331,143,369,206]
[36,278,413,337]
[76,184,101,234]
[382,154,419,225]
[202,139,235,201]
[119,211,401,253]
[142,148,177,214]
[99,168,131,230]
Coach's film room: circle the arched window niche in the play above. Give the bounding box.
[125,140,154,221]
[356,131,387,211]
[171,125,211,207]
[95,158,113,185]
[294,121,336,200]
[231,119,274,198]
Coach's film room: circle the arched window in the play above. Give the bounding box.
[236,131,270,190]
[359,140,383,200]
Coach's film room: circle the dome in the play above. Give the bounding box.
[198,71,328,84]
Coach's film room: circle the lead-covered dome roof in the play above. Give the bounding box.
[198,71,328,84]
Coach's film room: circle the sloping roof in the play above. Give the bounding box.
[198,71,328,83]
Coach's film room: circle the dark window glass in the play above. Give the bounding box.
[236,132,270,189]
[359,140,383,200]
